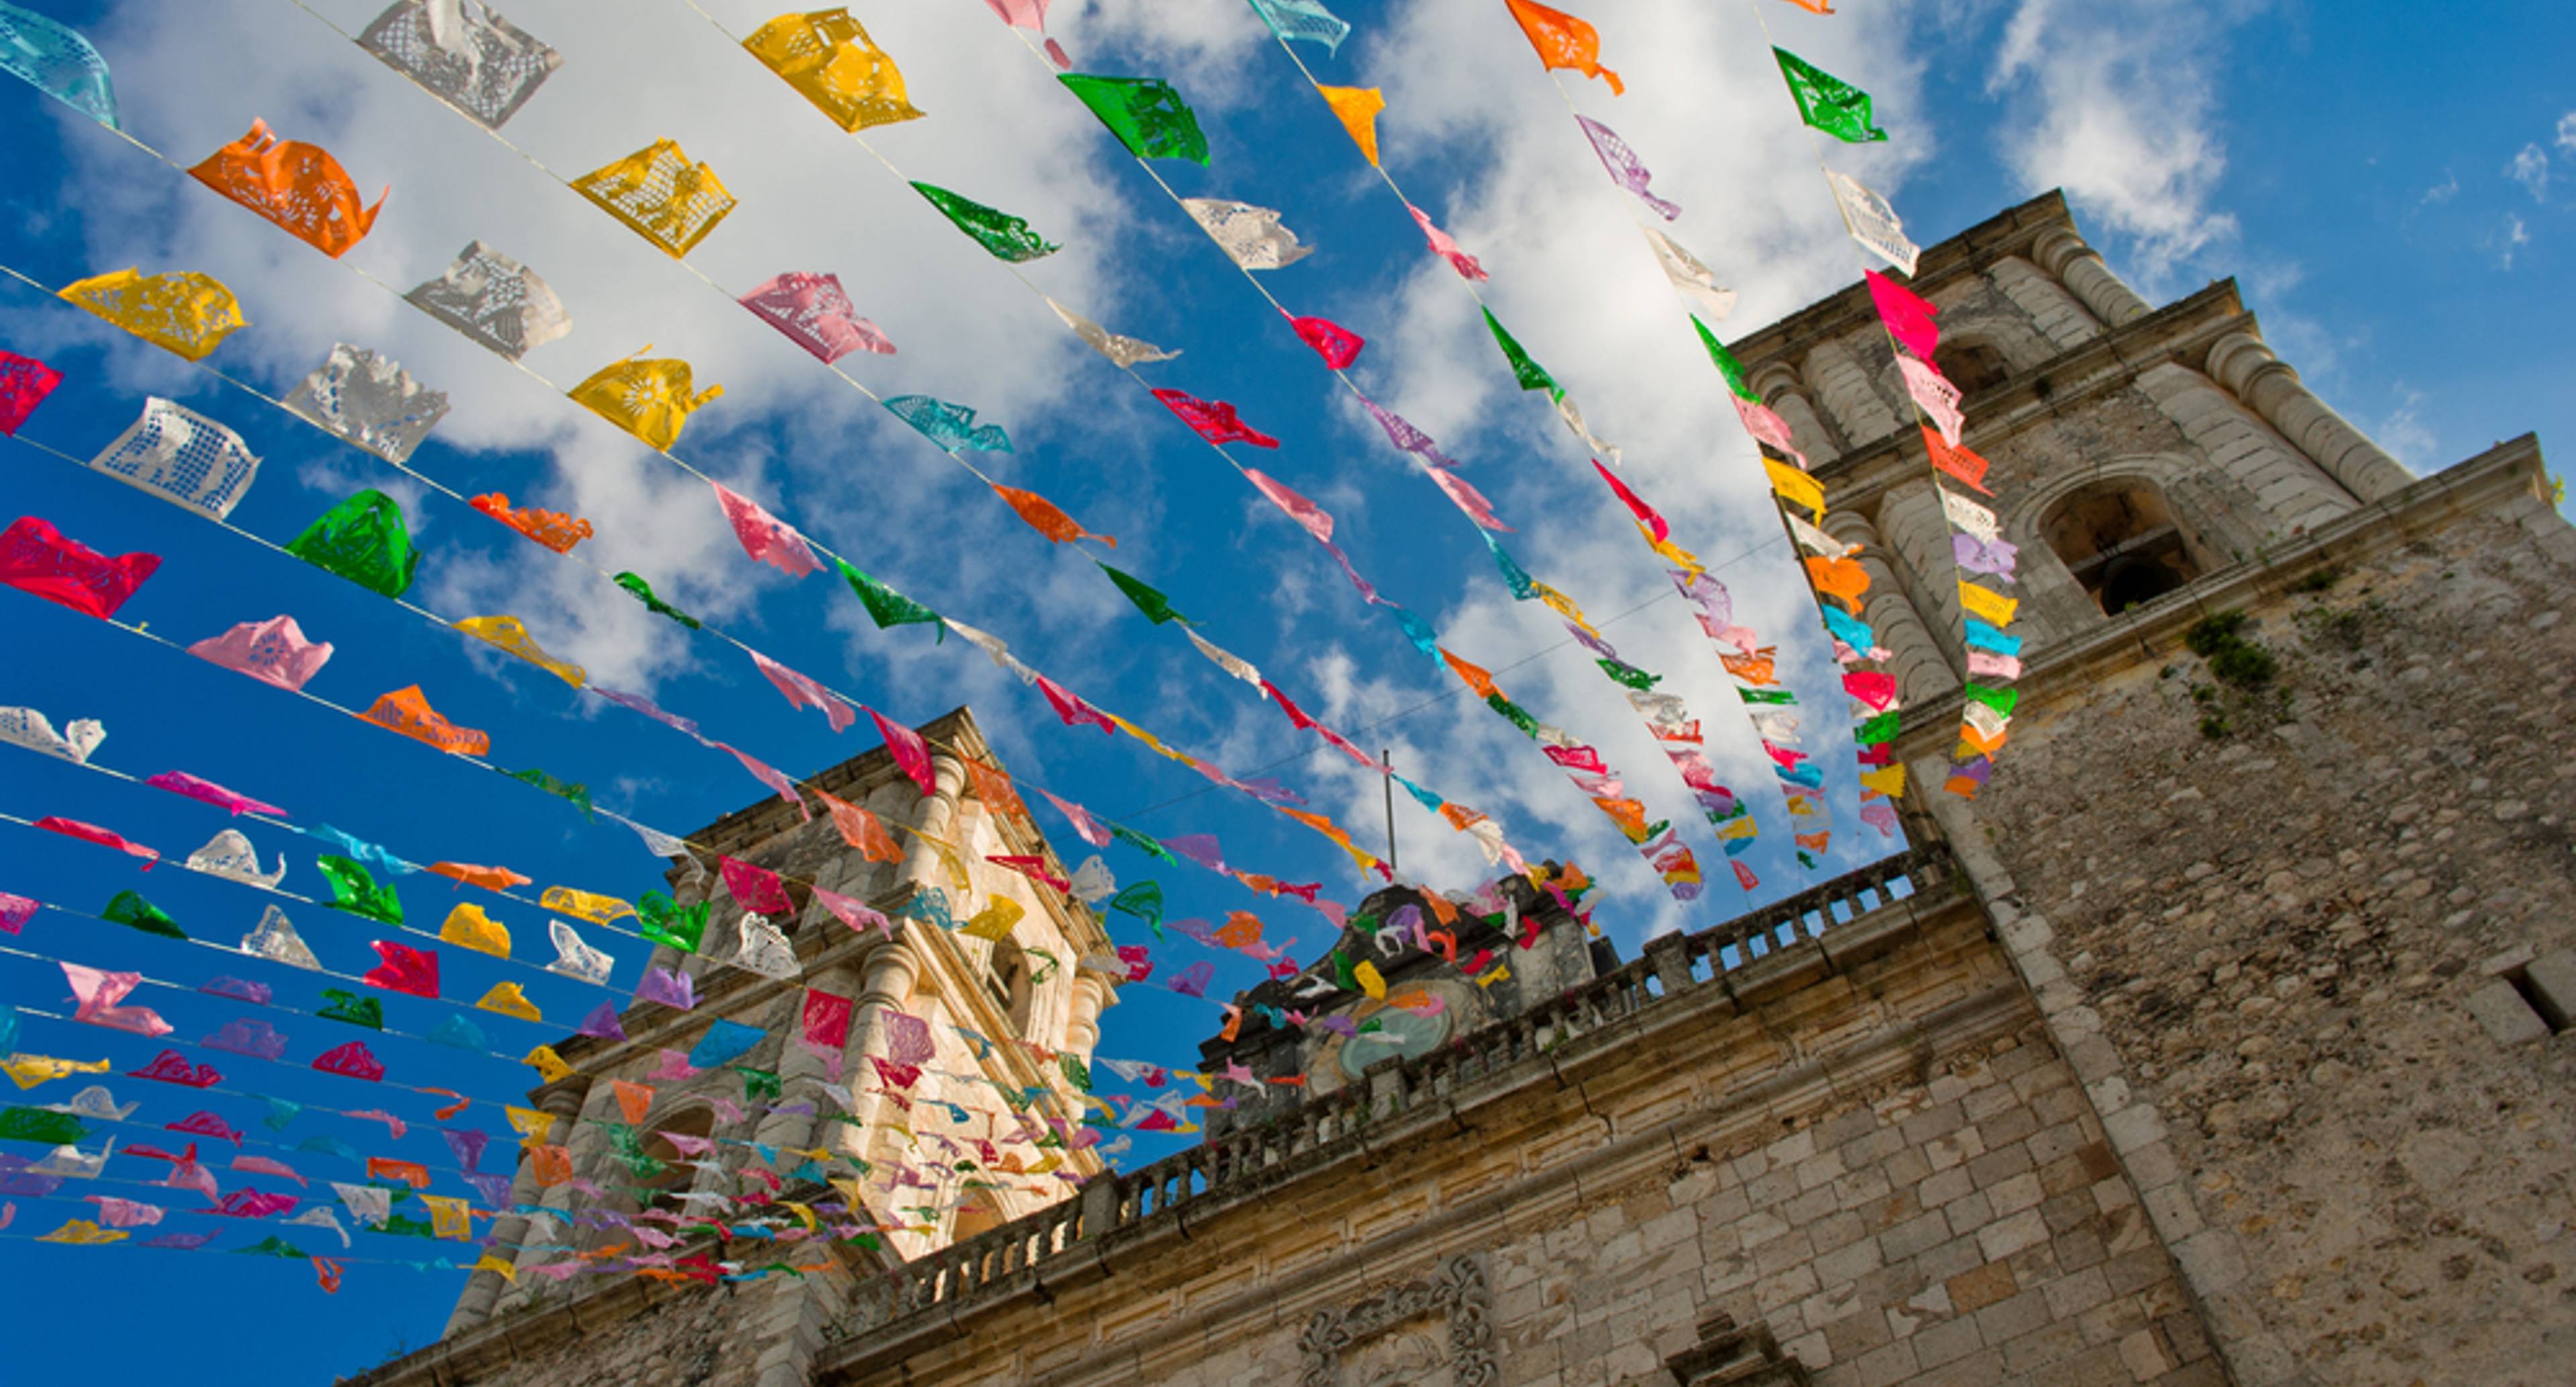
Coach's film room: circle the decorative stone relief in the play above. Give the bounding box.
[1297,1254,1497,1387]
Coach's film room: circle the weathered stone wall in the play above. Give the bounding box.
[814,897,2222,1387]
[373,1271,845,1387]
[1956,496,2576,1386]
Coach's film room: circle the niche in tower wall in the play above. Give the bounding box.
[2041,478,2202,615]
[1297,1253,1499,1387]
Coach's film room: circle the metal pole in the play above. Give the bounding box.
[1381,748,1398,875]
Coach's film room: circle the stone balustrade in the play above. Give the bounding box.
[835,844,1957,1337]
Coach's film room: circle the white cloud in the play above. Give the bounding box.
[2509,143,2551,203]
[2494,213,2531,270]
[2557,111,2576,154]
[2371,386,2435,473]
[1980,0,2262,284]
[2418,171,2460,207]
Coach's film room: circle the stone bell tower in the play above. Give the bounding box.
[441,706,1119,1353]
[1729,190,2576,1384]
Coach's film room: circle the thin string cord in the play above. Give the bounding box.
[264,0,1511,855]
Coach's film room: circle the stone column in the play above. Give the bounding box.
[1064,973,1115,1062]
[2206,331,2415,504]
[1751,364,1842,469]
[486,1079,596,1314]
[1798,337,1901,448]
[752,958,866,1158]
[1986,252,2106,351]
[443,1139,552,1333]
[2032,226,2153,329]
[833,933,926,1162]
[1823,506,1957,706]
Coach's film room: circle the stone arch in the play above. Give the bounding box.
[629,1103,716,1217]
[981,934,1035,1036]
[1932,332,2013,400]
[2008,455,2226,622]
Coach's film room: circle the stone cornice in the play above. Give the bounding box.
[1725,189,2081,373]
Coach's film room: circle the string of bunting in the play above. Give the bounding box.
[0,16,1529,893]
[264,0,1554,874]
[1224,0,1874,885]
[938,11,1746,899]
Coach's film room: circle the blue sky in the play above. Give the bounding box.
[0,0,2567,1379]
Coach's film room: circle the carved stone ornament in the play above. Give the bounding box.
[1297,1253,1497,1387]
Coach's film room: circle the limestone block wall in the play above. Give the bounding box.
[1951,488,2576,1386]
[814,897,2223,1387]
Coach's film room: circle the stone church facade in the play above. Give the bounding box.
[347,193,2575,1387]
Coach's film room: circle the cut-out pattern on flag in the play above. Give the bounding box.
[360,685,489,757]
[188,119,387,258]
[0,516,160,620]
[1153,390,1279,447]
[711,481,823,579]
[572,140,735,258]
[0,351,63,435]
[1248,0,1349,52]
[189,615,332,691]
[739,272,894,364]
[87,398,263,522]
[58,269,245,362]
[1899,355,1964,446]
[186,829,285,887]
[1773,48,1888,145]
[1827,170,1919,276]
[1,706,103,765]
[1504,0,1622,93]
[1059,74,1208,164]
[0,1,119,128]
[285,489,419,598]
[1181,199,1312,270]
[1048,298,1177,368]
[357,0,560,130]
[440,903,509,958]
[568,355,722,451]
[468,492,592,553]
[1576,116,1676,220]
[741,9,922,132]
[405,241,570,360]
[281,343,449,463]
[1289,314,1363,370]
[241,904,317,969]
[912,182,1058,262]
[885,394,1010,453]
